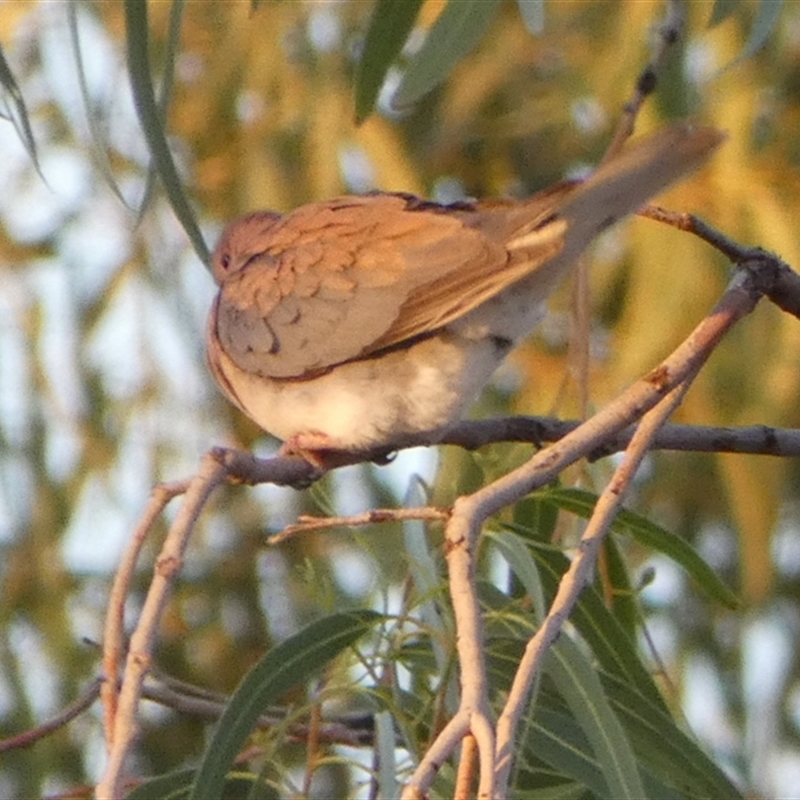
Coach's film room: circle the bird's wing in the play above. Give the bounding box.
[212,123,723,379]
[211,191,568,378]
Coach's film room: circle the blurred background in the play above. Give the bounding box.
[2,0,800,797]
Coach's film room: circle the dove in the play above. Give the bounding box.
[207,123,723,467]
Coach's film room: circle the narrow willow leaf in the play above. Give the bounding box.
[708,0,740,27]
[525,708,608,796]
[486,529,547,623]
[189,610,381,800]
[547,639,645,799]
[514,495,559,542]
[602,535,638,639]
[501,522,741,798]
[137,0,185,223]
[0,41,44,178]
[126,768,194,800]
[124,0,210,266]
[540,487,739,609]
[601,671,744,799]
[392,0,503,110]
[718,0,783,73]
[503,526,668,711]
[127,769,275,800]
[737,0,783,61]
[403,475,450,674]
[67,1,129,207]
[355,0,425,123]
[489,631,738,799]
[511,783,588,800]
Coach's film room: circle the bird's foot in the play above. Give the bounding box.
[279,432,395,471]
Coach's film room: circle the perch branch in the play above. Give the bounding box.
[440,416,800,458]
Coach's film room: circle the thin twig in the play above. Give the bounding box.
[101,479,190,745]
[97,452,230,800]
[454,734,478,800]
[143,677,374,745]
[402,488,497,799]
[268,507,449,544]
[640,205,800,318]
[602,0,685,162]
[639,204,751,261]
[0,678,102,753]
[303,695,322,797]
[401,713,473,800]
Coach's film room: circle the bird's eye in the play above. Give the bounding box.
[220,254,231,270]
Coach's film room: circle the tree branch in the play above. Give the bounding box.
[602,0,685,162]
[0,678,102,754]
[494,377,695,795]
[640,205,800,319]
[403,269,761,798]
[101,478,190,746]
[97,453,229,800]
[268,507,449,544]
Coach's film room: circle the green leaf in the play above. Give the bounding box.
[601,671,744,799]
[602,535,638,639]
[403,476,451,672]
[189,610,382,800]
[67,1,129,207]
[489,629,740,799]
[546,638,645,799]
[717,0,783,73]
[126,768,194,800]
[392,0,503,110]
[524,708,608,796]
[136,0,186,223]
[355,0,425,123]
[496,521,742,799]
[502,526,668,711]
[0,41,43,179]
[708,0,740,27]
[127,769,276,800]
[737,0,783,61]
[486,530,547,623]
[511,782,589,800]
[514,495,560,543]
[540,488,740,609]
[124,0,210,266]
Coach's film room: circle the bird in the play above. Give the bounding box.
[206,123,723,468]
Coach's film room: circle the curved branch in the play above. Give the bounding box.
[101,479,190,745]
[97,452,229,800]
[0,678,102,753]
